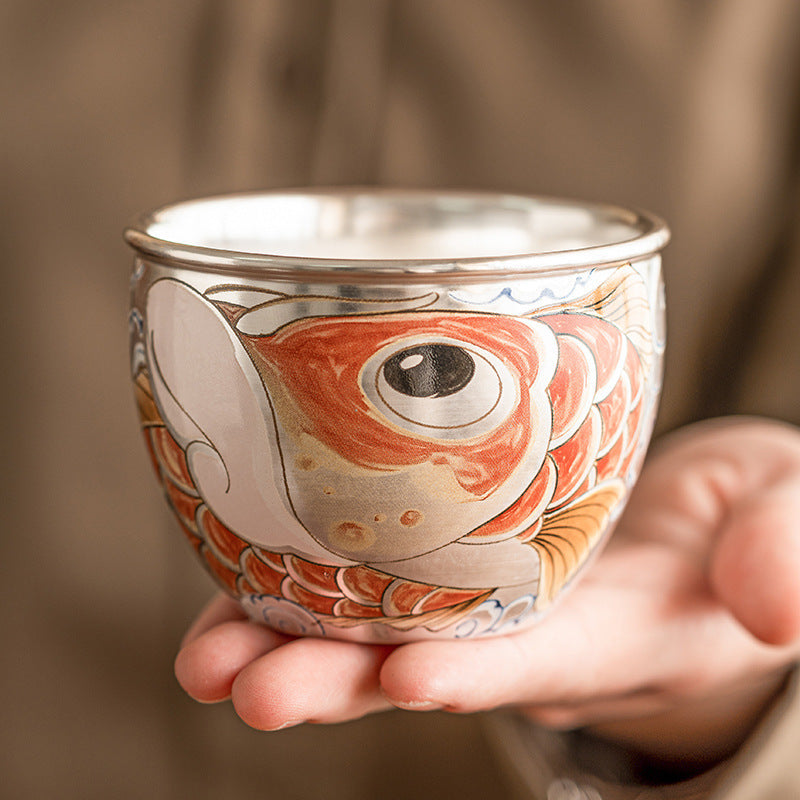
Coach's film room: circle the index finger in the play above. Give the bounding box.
[180,593,248,648]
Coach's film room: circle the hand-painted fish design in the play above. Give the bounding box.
[134,265,654,635]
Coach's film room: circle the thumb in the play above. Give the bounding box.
[711,469,800,646]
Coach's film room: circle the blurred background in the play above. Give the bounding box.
[3,2,800,798]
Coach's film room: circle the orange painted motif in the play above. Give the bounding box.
[132,264,656,635]
[243,313,545,498]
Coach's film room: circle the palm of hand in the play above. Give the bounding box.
[175,418,800,763]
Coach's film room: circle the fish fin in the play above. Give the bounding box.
[581,266,653,366]
[536,265,653,368]
[532,480,625,605]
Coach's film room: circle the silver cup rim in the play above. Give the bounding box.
[124,187,670,282]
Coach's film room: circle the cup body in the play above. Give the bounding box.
[127,189,668,641]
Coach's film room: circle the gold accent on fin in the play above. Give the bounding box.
[537,265,654,368]
[582,266,653,367]
[532,480,625,605]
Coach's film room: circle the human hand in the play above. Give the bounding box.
[175,417,800,765]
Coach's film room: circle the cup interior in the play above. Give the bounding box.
[140,191,662,264]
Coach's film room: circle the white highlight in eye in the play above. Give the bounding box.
[400,353,424,370]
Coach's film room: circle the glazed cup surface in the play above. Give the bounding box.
[127,189,668,642]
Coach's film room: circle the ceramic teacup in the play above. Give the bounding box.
[127,189,668,642]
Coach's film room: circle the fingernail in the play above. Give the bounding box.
[271,719,303,731]
[388,699,443,711]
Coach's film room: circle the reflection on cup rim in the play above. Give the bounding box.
[124,188,670,283]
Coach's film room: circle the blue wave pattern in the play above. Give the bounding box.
[447,270,597,314]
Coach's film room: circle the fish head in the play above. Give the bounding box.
[237,308,559,563]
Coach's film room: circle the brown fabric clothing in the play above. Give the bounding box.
[489,669,800,799]
[2,2,799,798]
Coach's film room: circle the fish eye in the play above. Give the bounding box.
[382,344,475,399]
[361,336,518,440]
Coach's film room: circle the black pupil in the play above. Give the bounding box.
[383,344,475,398]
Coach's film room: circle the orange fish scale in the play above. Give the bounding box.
[547,333,596,445]
[284,555,341,597]
[282,578,339,615]
[237,576,258,594]
[201,545,240,595]
[338,565,393,605]
[176,516,203,552]
[596,426,626,482]
[252,548,287,571]
[515,515,542,543]
[557,467,598,511]
[618,399,645,477]
[141,429,161,478]
[383,580,435,616]
[597,372,630,456]
[242,550,286,596]
[465,456,556,540]
[542,313,626,399]
[625,392,644,441]
[332,598,386,619]
[198,506,247,569]
[414,586,487,614]
[150,426,195,490]
[549,406,602,506]
[164,480,202,530]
